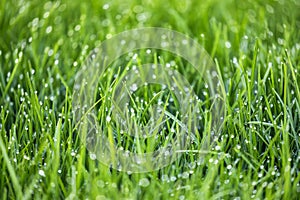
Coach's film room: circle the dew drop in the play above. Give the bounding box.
[103,4,110,10]
[139,178,150,187]
[90,153,97,160]
[39,170,46,177]
[225,41,231,48]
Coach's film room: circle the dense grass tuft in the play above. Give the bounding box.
[0,0,300,199]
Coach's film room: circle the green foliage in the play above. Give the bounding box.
[0,0,300,199]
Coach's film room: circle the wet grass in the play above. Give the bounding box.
[1,0,300,199]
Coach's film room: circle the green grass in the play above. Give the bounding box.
[1,0,300,199]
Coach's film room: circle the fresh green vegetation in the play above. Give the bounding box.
[1,0,300,199]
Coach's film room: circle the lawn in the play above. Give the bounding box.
[0,0,300,199]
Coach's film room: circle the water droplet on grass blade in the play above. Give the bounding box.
[39,170,46,177]
[90,153,97,160]
[130,84,138,92]
[103,4,109,10]
[225,41,231,48]
[139,178,150,187]
[106,116,111,122]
